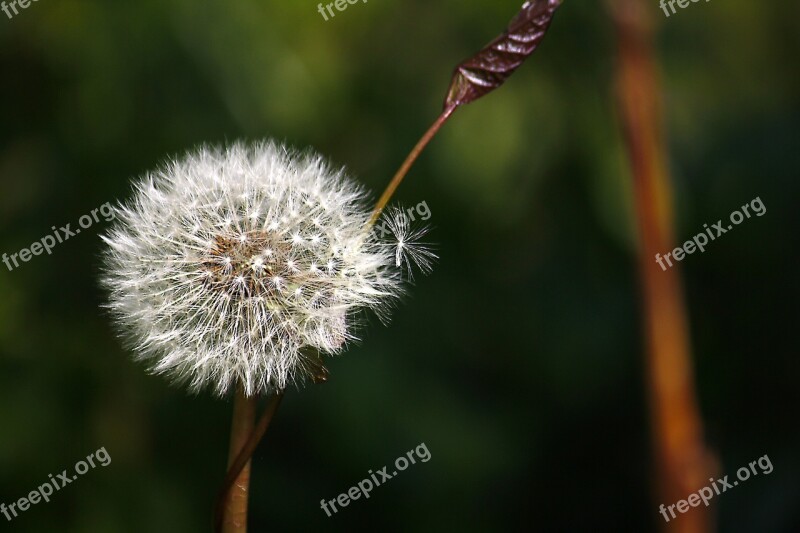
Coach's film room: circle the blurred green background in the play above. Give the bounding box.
[0,1,797,531]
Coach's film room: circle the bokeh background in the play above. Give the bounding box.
[1,1,797,531]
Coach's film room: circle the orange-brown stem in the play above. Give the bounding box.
[609,1,717,532]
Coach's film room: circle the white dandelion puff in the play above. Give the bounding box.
[101,141,430,397]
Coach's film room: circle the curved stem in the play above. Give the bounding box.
[215,391,285,533]
[369,107,456,225]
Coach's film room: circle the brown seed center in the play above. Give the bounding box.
[201,230,292,298]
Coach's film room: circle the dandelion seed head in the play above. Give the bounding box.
[101,141,426,397]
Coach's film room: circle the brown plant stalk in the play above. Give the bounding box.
[608,1,717,531]
[370,108,455,224]
[217,388,256,533]
[216,391,284,533]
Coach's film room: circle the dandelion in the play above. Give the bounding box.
[95,3,564,530]
[101,141,430,398]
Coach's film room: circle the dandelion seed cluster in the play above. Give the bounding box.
[101,141,432,396]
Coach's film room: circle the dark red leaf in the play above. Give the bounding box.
[444,0,563,112]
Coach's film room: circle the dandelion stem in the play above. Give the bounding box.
[369,106,456,225]
[215,389,284,533]
[217,388,256,533]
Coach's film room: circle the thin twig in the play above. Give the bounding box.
[369,107,455,225]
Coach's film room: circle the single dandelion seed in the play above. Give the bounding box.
[383,206,438,277]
